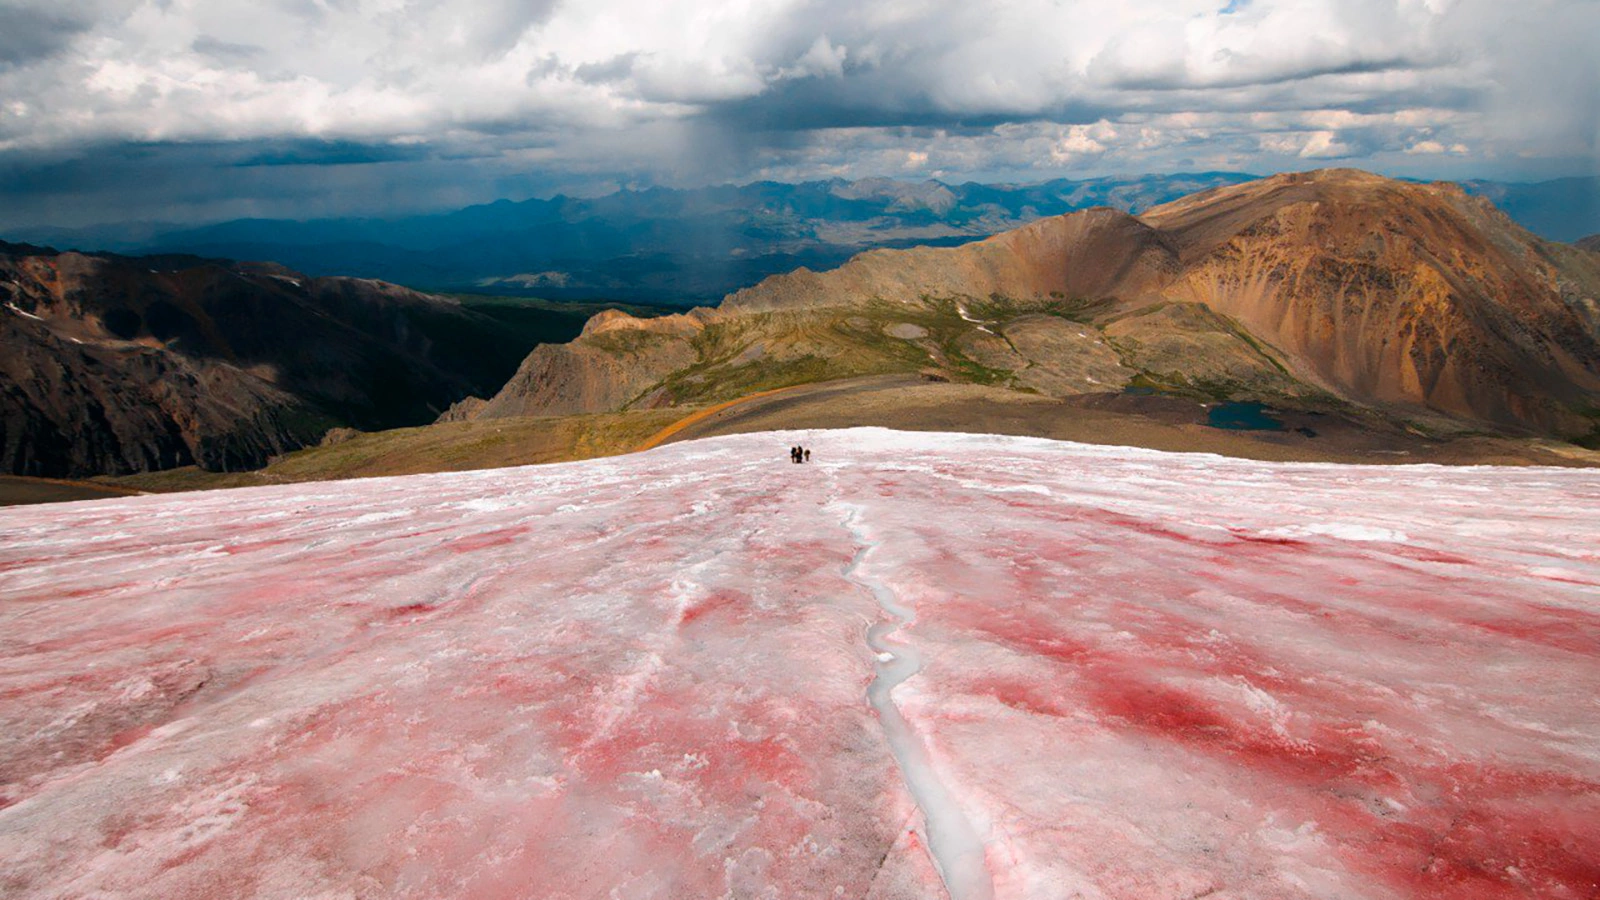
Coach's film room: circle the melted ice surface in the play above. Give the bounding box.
[1,428,1597,900]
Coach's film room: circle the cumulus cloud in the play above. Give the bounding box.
[0,0,1594,226]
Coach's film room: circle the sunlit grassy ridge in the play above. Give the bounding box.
[614,293,1328,413]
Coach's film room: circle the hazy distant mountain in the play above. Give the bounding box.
[18,173,1595,305]
[1461,176,1600,242]
[19,173,1596,305]
[10,175,1265,303]
[464,170,1600,443]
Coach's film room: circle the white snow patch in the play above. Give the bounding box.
[1259,523,1408,543]
[955,302,996,334]
[343,510,414,527]
[455,497,520,513]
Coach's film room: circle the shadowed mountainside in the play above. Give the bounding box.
[0,245,544,477]
[461,170,1600,443]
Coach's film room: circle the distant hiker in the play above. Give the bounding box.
[804,448,811,463]
[790,446,800,464]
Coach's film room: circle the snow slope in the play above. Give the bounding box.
[1,429,1597,900]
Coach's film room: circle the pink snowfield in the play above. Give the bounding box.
[1,429,1598,900]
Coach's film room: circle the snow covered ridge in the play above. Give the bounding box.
[1,428,1598,900]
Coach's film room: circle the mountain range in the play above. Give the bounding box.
[16,173,1598,305]
[459,169,1600,446]
[6,169,1599,484]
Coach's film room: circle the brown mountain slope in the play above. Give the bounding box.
[465,170,1600,442]
[1145,170,1600,434]
[720,207,1179,311]
[469,208,1196,419]
[1,244,535,476]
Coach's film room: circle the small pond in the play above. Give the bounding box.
[1206,401,1286,431]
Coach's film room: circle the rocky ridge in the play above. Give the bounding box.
[1,245,532,476]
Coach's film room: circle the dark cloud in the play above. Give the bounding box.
[0,5,94,68]
[191,36,266,61]
[233,140,430,168]
[707,78,1079,133]
[0,140,577,232]
[1097,56,1427,93]
[574,53,639,85]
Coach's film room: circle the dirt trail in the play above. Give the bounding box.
[633,383,821,451]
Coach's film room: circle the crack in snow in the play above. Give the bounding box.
[832,499,994,900]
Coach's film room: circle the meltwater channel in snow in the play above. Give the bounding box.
[1,429,1598,900]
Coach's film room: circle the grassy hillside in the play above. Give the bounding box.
[597,293,1348,422]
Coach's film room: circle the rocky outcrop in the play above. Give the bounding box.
[1103,302,1305,397]
[0,316,312,475]
[473,337,697,419]
[0,245,533,476]
[470,309,706,419]
[960,317,1135,398]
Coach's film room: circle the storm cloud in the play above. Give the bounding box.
[0,0,1594,227]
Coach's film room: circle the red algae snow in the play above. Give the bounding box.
[1,428,1597,899]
